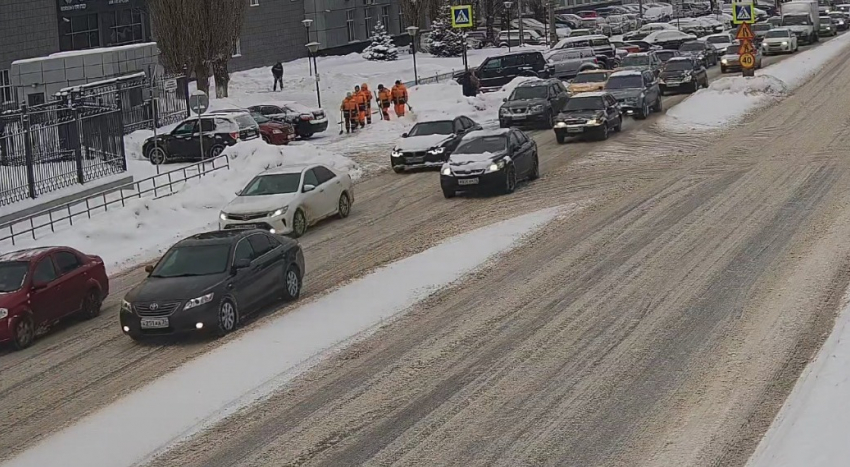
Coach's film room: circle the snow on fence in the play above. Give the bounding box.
[404,70,463,88]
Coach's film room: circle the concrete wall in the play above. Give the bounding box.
[230,0,309,72]
[0,0,60,73]
[10,43,159,105]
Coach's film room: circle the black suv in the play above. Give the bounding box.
[475,51,550,90]
[554,91,623,143]
[678,40,718,67]
[659,56,709,94]
[499,79,569,129]
[142,113,260,165]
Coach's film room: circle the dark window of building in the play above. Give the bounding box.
[59,13,101,51]
[399,9,406,30]
[381,6,390,31]
[28,93,45,107]
[347,9,356,42]
[104,9,145,46]
[365,7,372,36]
[0,70,13,105]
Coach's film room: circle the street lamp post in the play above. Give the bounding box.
[306,42,322,107]
[407,26,420,85]
[504,1,514,52]
[302,19,314,76]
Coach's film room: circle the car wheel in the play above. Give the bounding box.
[635,103,649,120]
[529,154,540,180]
[546,110,554,129]
[291,209,307,238]
[599,123,609,140]
[442,188,456,199]
[262,135,271,144]
[654,97,663,112]
[147,146,167,165]
[282,264,301,301]
[499,120,509,128]
[615,116,623,132]
[503,165,517,195]
[12,315,34,350]
[337,192,351,219]
[216,299,238,336]
[209,145,226,159]
[556,132,566,144]
[721,66,727,73]
[80,289,102,320]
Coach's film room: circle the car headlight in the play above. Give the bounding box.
[682,73,692,81]
[486,159,506,173]
[220,212,227,221]
[500,107,511,115]
[781,41,788,45]
[184,293,214,311]
[272,129,283,134]
[555,121,568,128]
[0,308,8,319]
[586,118,600,125]
[271,206,288,217]
[427,147,445,155]
[530,104,545,113]
[721,58,728,64]
[391,149,402,158]
[441,166,452,176]
[121,300,132,313]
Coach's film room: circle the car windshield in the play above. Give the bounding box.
[573,72,608,83]
[510,86,549,100]
[409,121,454,136]
[820,16,831,22]
[241,173,302,196]
[234,114,257,129]
[782,15,810,25]
[251,113,270,124]
[664,60,693,71]
[725,45,740,55]
[151,244,231,278]
[454,135,507,154]
[765,29,790,38]
[0,261,28,293]
[564,96,605,111]
[655,50,678,61]
[679,42,703,51]
[753,23,772,31]
[621,55,649,66]
[706,35,730,43]
[604,75,643,89]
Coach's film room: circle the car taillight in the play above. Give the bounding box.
[593,58,598,63]
[231,132,239,140]
[300,115,312,121]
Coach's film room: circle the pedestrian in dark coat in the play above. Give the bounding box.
[461,71,480,97]
[272,62,284,91]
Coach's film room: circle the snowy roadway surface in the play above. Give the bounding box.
[5,38,850,466]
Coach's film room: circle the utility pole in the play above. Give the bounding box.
[518,0,524,46]
[548,0,557,47]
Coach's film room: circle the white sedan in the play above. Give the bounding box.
[219,163,354,238]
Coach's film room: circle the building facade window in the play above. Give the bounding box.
[347,9,356,42]
[0,70,13,105]
[365,7,373,35]
[381,6,390,31]
[399,10,406,30]
[232,37,242,57]
[250,0,260,5]
[59,14,100,51]
[104,9,144,46]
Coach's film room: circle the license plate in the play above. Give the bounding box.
[567,127,583,133]
[458,178,479,185]
[406,157,424,163]
[512,115,526,120]
[231,223,261,229]
[140,317,169,329]
[666,82,680,86]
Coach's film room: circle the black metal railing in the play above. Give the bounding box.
[0,154,230,246]
[0,98,127,207]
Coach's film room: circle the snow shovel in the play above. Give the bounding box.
[374,91,383,120]
[338,110,345,135]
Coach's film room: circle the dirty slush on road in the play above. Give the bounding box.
[5,51,850,467]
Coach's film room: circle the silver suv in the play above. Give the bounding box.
[544,47,600,79]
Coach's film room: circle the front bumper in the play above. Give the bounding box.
[266,131,296,145]
[500,112,548,126]
[441,169,507,192]
[554,121,605,136]
[120,301,218,337]
[616,100,643,114]
[720,60,741,70]
[219,212,292,235]
[660,78,694,91]
[762,43,792,53]
[391,150,448,171]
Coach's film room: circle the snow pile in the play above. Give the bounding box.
[361,23,398,61]
[662,31,850,131]
[8,140,357,274]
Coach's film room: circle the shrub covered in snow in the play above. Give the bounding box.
[362,23,398,61]
[428,20,465,57]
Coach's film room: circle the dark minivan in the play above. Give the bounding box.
[475,51,550,90]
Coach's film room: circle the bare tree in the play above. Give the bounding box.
[400,0,428,28]
[208,0,247,98]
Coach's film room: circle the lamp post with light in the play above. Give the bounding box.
[302,19,314,76]
[407,26,420,85]
[503,1,514,52]
[306,42,321,107]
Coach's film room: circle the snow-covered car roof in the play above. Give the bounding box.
[666,56,693,63]
[610,69,644,77]
[463,128,512,139]
[568,91,610,98]
[261,163,317,175]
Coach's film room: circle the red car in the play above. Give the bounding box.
[254,112,296,145]
[0,247,109,350]
[577,10,598,18]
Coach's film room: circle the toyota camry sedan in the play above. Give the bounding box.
[120,229,304,341]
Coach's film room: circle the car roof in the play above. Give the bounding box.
[0,247,58,262]
[627,52,650,56]
[464,128,512,139]
[259,163,316,175]
[516,79,551,87]
[610,70,644,77]
[667,56,693,62]
[178,230,252,246]
[570,91,609,98]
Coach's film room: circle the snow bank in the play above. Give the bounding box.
[1,206,568,467]
[6,140,357,274]
[662,32,850,131]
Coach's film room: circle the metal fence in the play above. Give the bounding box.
[1,154,230,246]
[404,70,462,88]
[0,97,127,207]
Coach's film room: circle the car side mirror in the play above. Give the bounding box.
[144,265,154,274]
[401,132,408,138]
[502,98,507,102]
[303,184,316,193]
[234,190,242,196]
[234,258,251,270]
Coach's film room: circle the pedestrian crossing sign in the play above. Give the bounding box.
[451,5,474,28]
[732,2,755,24]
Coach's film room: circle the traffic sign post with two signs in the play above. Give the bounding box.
[734,22,757,76]
[451,5,474,72]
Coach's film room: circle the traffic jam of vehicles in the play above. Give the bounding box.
[0,0,843,351]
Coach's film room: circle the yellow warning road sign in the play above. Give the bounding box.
[740,52,756,69]
[738,40,756,54]
[735,22,755,41]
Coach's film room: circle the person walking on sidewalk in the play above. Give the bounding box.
[340,92,359,133]
[377,84,392,120]
[272,62,284,91]
[359,83,373,124]
[353,85,367,128]
[391,80,408,117]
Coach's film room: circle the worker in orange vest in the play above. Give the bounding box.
[340,92,359,133]
[391,80,408,117]
[376,84,392,120]
[353,85,367,127]
[359,83,373,124]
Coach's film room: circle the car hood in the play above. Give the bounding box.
[569,82,605,93]
[502,98,549,108]
[259,121,289,132]
[224,193,298,214]
[721,53,740,60]
[618,64,651,72]
[709,43,728,50]
[784,25,810,32]
[0,290,26,308]
[394,134,453,152]
[763,37,791,44]
[557,110,604,121]
[448,151,506,170]
[126,274,228,303]
[606,88,642,99]
[678,50,704,57]
[660,69,691,79]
